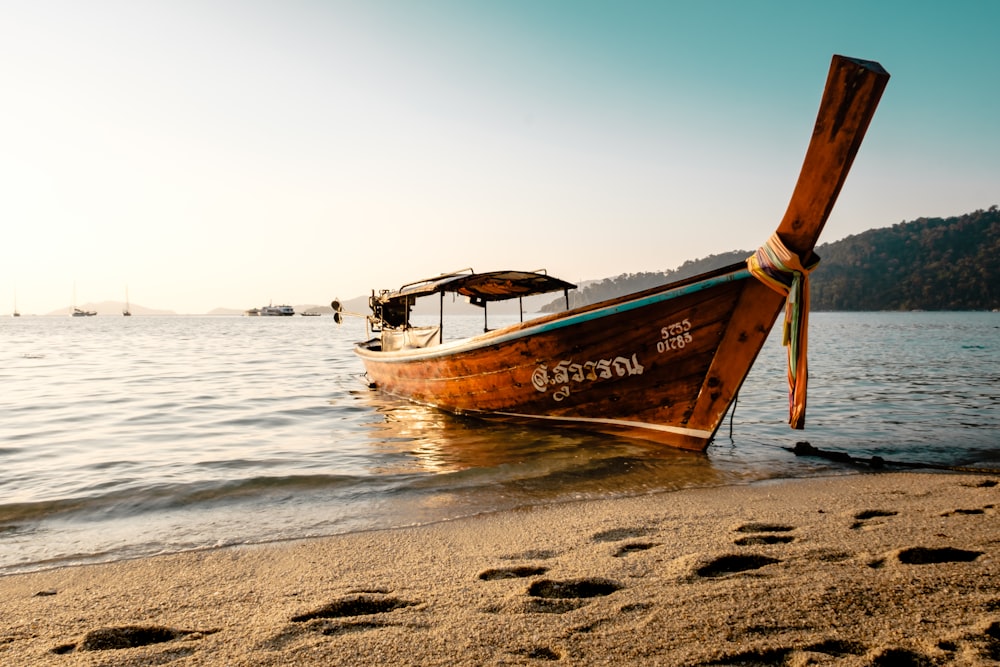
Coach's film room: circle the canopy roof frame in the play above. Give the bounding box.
[371,269,576,335]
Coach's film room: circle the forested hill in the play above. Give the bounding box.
[811,207,999,310]
[540,207,1000,312]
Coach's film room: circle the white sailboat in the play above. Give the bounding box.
[123,285,131,316]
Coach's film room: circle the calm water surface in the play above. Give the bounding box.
[1,311,998,575]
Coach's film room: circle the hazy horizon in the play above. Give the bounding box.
[4,1,998,315]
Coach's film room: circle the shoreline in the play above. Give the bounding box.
[2,471,998,665]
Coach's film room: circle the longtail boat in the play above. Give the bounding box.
[349,55,889,452]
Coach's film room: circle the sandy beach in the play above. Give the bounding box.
[2,471,998,666]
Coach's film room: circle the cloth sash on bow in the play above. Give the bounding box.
[746,232,820,430]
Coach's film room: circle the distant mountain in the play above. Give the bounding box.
[46,302,175,316]
[536,207,1000,312]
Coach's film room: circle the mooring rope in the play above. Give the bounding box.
[789,441,1000,475]
[728,390,738,439]
[747,232,821,430]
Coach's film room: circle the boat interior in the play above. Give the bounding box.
[365,269,576,350]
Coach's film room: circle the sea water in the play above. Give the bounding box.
[1,311,998,575]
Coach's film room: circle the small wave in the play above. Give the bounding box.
[0,473,381,526]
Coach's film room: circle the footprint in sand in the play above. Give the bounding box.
[591,526,660,556]
[612,542,658,557]
[478,565,548,581]
[699,640,956,666]
[896,546,983,564]
[527,578,622,599]
[591,527,654,542]
[482,532,635,617]
[290,593,418,622]
[500,578,625,615]
[803,638,868,657]
[934,621,1000,663]
[850,509,898,529]
[697,622,1000,666]
[941,504,994,517]
[698,646,793,665]
[734,534,795,545]
[695,554,781,578]
[520,645,562,661]
[984,621,1000,661]
[500,549,558,560]
[50,625,217,654]
[735,522,795,534]
[733,522,795,546]
[274,593,424,642]
[869,647,938,666]
[869,545,984,570]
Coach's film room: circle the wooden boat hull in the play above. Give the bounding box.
[356,264,785,451]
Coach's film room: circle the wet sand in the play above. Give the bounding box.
[2,472,998,666]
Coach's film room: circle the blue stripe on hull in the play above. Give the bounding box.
[356,268,752,362]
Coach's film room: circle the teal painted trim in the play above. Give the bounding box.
[357,268,752,362]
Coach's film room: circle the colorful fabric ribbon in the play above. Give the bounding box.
[747,232,820,430]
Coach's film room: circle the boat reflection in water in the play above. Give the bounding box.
[353,388,731,512]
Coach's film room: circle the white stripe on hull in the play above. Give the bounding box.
[486,411,715,440]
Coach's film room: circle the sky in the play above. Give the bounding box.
[2,0,998,315]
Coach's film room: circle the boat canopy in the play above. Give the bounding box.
[370,269,576,330]
[386,269,575,305]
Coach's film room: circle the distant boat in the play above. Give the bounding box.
[12,285,19,317]
[300,311,321,317]
[71,283,95,317]
[260,303,295,316]
[244,308,261,316]
[123,286,131,317]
